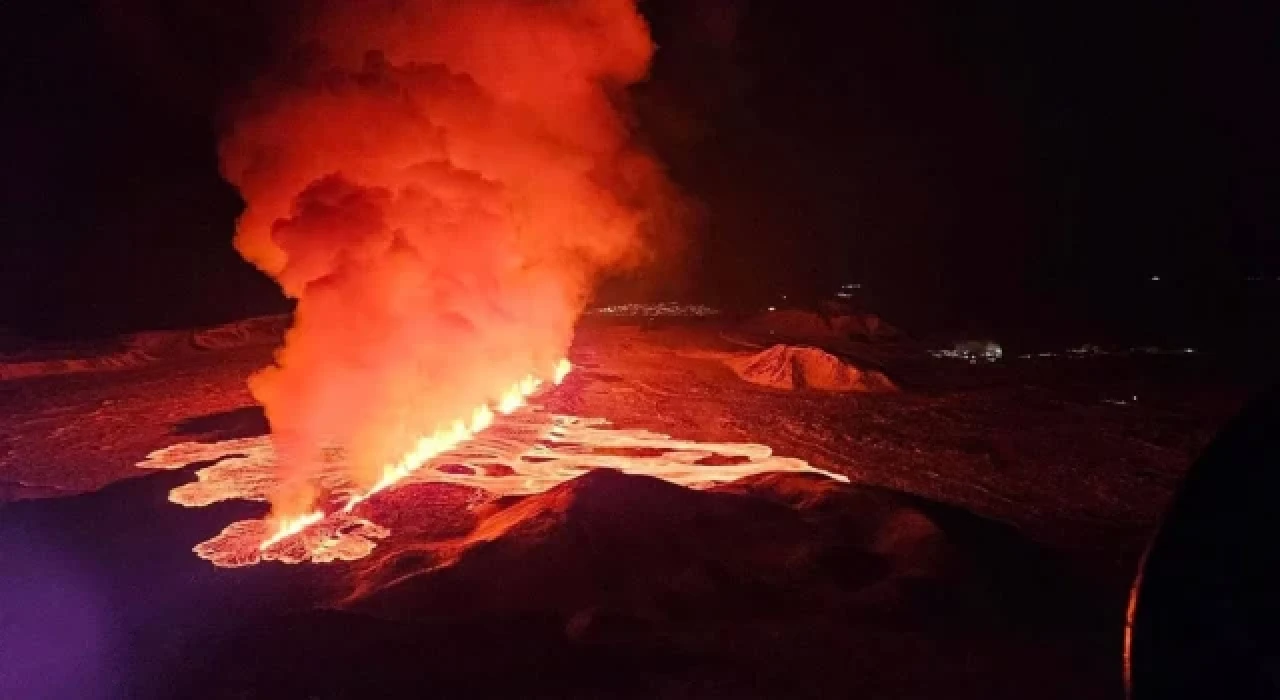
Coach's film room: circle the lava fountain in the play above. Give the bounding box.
[257,360,567,550]
[218,0,685,538]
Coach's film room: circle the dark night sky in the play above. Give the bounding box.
[3,0,1277,343]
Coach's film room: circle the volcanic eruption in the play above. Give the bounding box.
[218,0,682,534]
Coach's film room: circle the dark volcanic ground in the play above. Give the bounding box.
[0,315,1258,698]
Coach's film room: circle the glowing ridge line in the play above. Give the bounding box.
[258,510,324,550]
[258,359,571,549]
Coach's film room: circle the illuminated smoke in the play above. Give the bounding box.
[218,0,682,515]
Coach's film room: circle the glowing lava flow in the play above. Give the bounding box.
[260,359,572,549]
[553,357,571,385]
[259,510,324,550]
[142,404,851,568]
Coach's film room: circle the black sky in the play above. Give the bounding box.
[3,0,1277,342]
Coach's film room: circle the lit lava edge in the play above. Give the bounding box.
[258,358,573,550]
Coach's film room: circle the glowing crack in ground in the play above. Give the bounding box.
[138,407,847,567]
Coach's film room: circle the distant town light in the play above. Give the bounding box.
[767,306,777,311]
[931,341,1002,363]
[1150,275,1161,281]
[586,303,720,318]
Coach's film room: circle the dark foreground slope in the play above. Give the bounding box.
[0,315,1254,698]
[3,464,1112,699]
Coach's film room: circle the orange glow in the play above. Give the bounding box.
[553,358,572,385]
[497,383,526,415]
[470,404,494,433]
[265,359,572,542]
[259,510,324,550]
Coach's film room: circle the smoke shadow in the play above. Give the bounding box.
[173,405,269,440]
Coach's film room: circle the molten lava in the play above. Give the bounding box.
[259,510,324,551]
[260,360,571,545]
[553,358,572,385]
[140,396,848,568]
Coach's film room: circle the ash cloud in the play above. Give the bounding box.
[218,0,684,513]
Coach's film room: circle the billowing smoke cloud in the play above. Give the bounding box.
[219,0,681,515]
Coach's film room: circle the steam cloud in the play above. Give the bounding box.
[219,0,681,515]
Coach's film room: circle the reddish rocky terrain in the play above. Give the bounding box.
[0,314,1252,698]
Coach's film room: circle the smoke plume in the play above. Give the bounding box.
[219,0,680,515]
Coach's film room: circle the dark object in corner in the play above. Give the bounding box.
[1127,386,1280,699]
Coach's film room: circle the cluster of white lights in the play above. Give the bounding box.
[587,303,720,317]
[931,341,1003,364]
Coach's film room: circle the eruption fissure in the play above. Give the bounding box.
[260,359,571,549]
[140,405,848,568]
